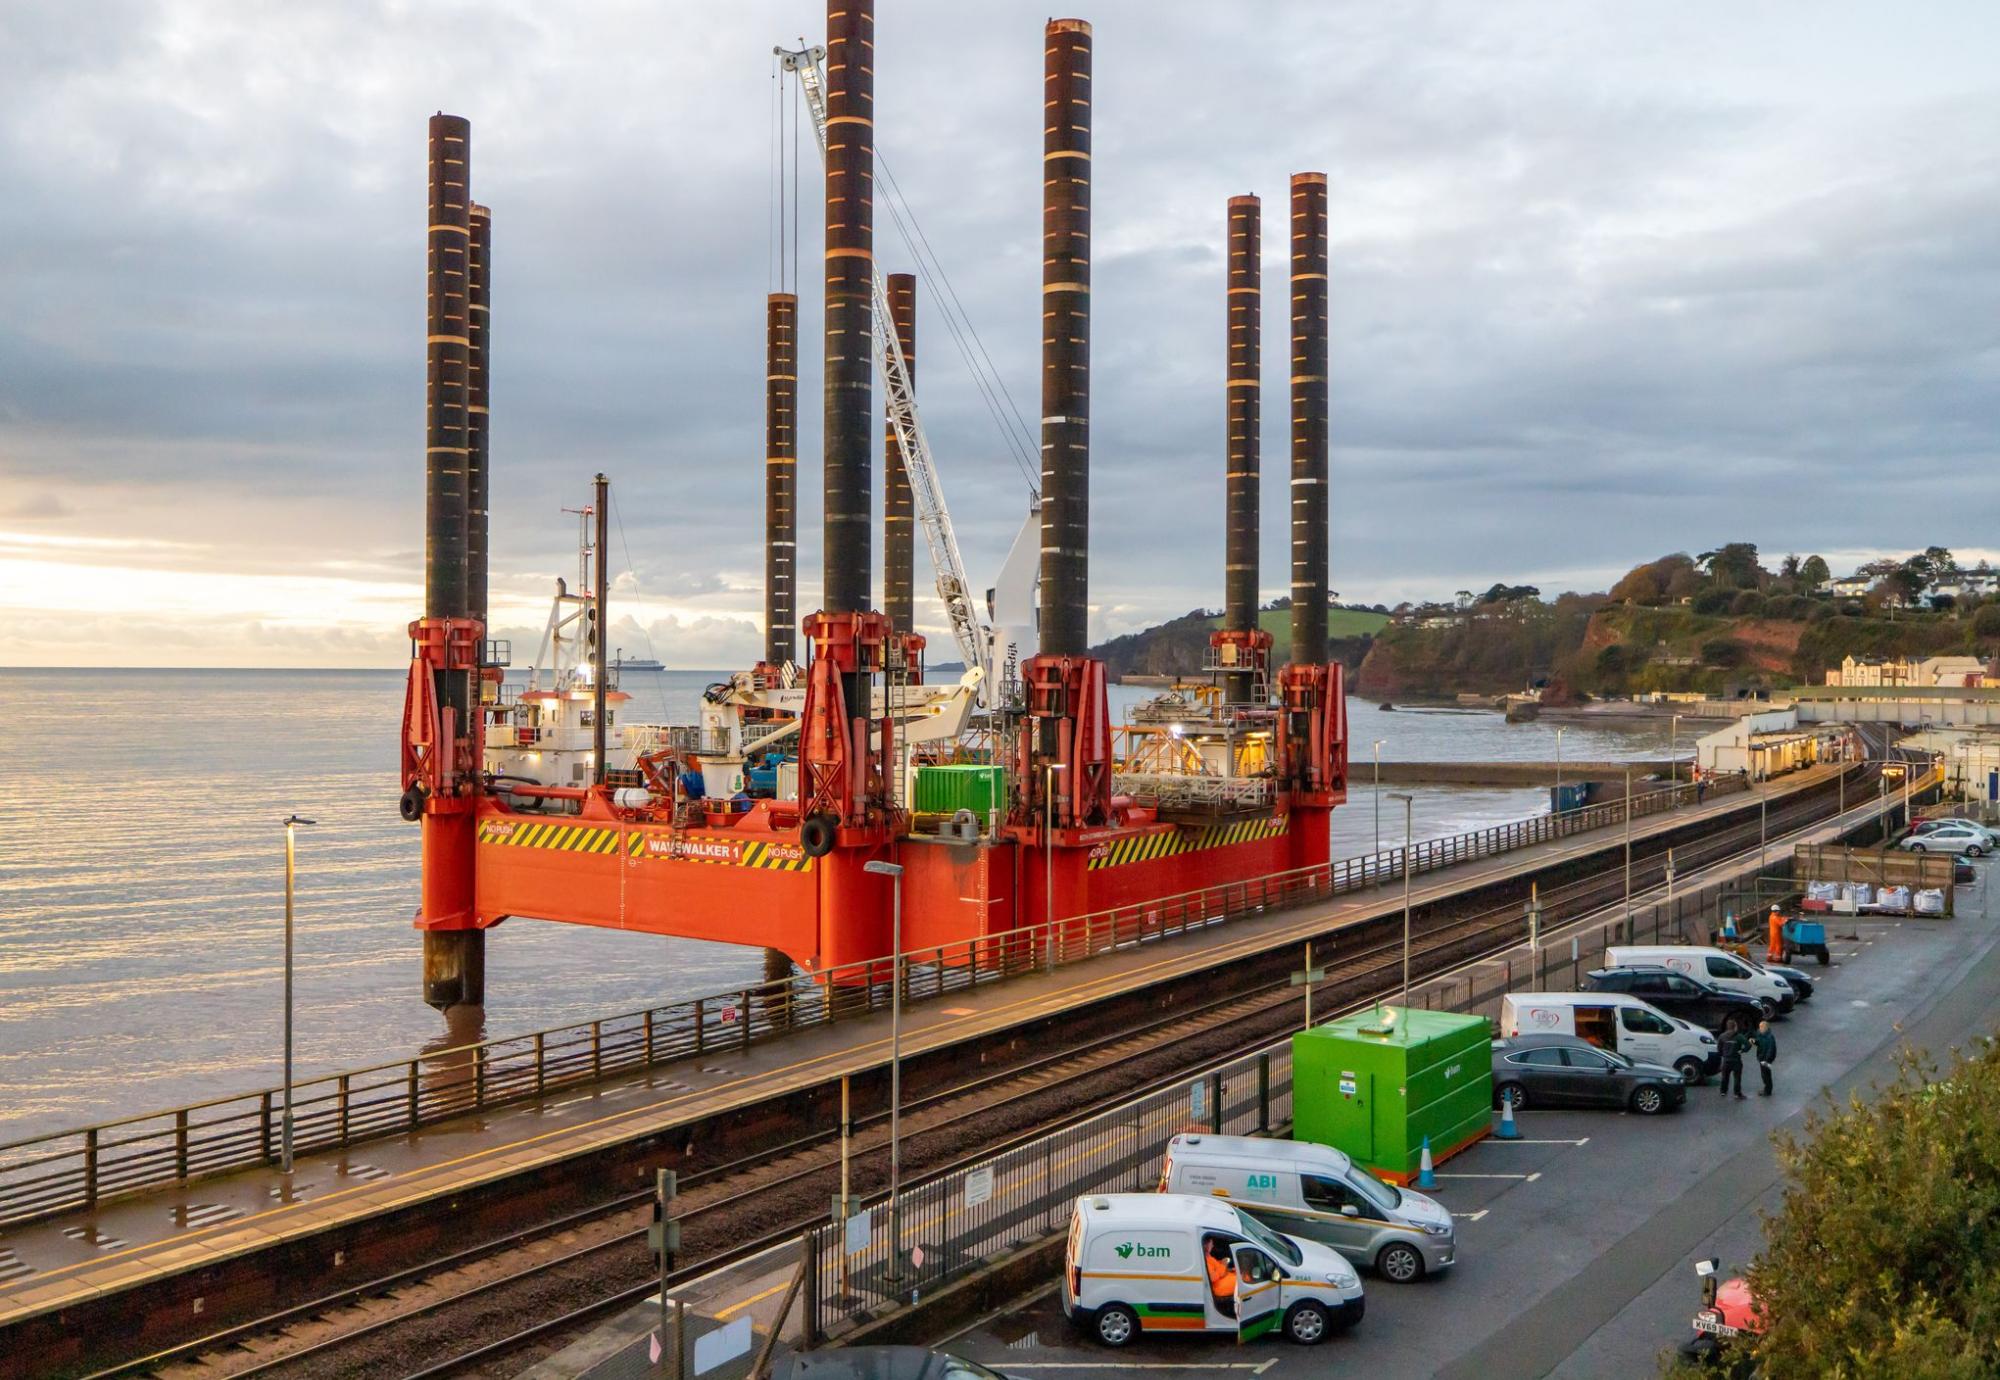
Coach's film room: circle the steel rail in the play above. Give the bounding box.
[0,773,1758,1229]
[211,773,1870,1379]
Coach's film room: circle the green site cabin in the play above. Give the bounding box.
[1291,1007,1494,1184]
[911,764,1007,817]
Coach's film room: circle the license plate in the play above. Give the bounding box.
[1692,1314,1740,1338]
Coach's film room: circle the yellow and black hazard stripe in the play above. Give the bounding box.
[477,820,624,854]
[1087,814,1290,870]
[738,841,812,872]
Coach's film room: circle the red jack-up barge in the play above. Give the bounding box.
[401,5,1346,1009]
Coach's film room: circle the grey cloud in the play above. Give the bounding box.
[1,1,1996,655]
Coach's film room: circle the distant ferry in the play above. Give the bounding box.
[613,653,665,672]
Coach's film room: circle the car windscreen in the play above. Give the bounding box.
[1348,1165,1403,1211]
[1233,1206,1303,1266]
[941,1360,1007,1380]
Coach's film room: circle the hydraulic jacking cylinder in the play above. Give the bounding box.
[765,293,799,666]
[414,112,484,1009]
[1223,193,1262,704]
[883,272,917,635]
[1288,172,1330,668]
[1039,18,1092,660]
[821,0,875,621]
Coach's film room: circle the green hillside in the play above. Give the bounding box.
[1092,603,1383,679]
[1225,607,1390,639]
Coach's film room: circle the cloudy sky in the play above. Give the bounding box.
[2,2,1996,668]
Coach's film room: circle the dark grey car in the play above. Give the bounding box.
[1491,1034,1688,1115]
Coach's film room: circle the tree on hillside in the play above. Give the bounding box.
[1742,1040,2000,1375]
[1799,554,1831,589]
[1610,554,1699,606]
[1974,604,2000,640]
[1698,542,1766,590]
[1479,583,1540,605]
[1779,553,1801,583]
[1904,545,1955,591]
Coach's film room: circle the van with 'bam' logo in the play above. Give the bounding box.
[1062,1193,1363,1348]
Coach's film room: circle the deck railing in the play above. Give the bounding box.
[0,771,1747,1230]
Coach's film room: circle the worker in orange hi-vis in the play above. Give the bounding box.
[1766,905,1785,963]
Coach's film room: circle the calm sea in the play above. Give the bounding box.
[0,669,1672,1141]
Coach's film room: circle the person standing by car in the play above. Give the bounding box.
[1754,1019,1777,1096]
[1718,1024,1747,1100]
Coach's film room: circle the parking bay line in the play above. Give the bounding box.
[1451,1209,1490,1222]
[1001,1365,1280,1373]
[1488,1137,1589,1146]
[1436,1171,1541,1181]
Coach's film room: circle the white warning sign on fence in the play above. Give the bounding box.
[844,1209,872,1255]
[694,1314,754,1375]
[964,1165,995,1209]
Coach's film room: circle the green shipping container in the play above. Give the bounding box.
[1291,1008,1493,1184]
[912,764,1006,817]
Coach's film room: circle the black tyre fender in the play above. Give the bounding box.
[1815,948,1831,966]
[800,812,839,858]
[1093,1302,1139,1348]
[1967,844,1984,858]
[1675,1057,1707,1085]
[399,784,426,822]
[1283,1299,1331,1345]
[1631,1084,1669,1115]
[1495,1081,1527,1110]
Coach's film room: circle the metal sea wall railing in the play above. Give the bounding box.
[0,772,1739,1230]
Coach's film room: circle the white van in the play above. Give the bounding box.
[1501,992,1720,1083]
[1606,946,1793,1015]
[1062,1193,1364,1347]
[1160,1134,1454,1281]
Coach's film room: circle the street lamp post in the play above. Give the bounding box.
[1372,739,1385,862]
[864,859,905,1279]
[1390,793,1415,1020]
[1554,727,1567,828]
[281,814,316,1175]
[1623,766,1634,941]
[1670,714,1684,803]
[1044,764,1066,971]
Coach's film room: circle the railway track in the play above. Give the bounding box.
[120,775,1866,1379]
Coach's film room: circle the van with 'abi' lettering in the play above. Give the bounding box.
[1160,1134,1455,1282]
[1062,1193,1364,1347]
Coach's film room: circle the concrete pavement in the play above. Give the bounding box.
[940,863,1997,1379]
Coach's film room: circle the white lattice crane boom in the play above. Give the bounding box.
[778,43,994,703]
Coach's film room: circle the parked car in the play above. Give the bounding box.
[1063,1194,1364,1347]
[782,1350,1014,1380]
[1586,966,1767,1033]
[1499,991,1718,1083]
[1605,945,1794,1015]
[1758,958,1815,1001]
[1900,823,1990,857]
[1912,817,1998,844]
[1159,1134,1455,1282]
[1490,1034,1687,1114]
